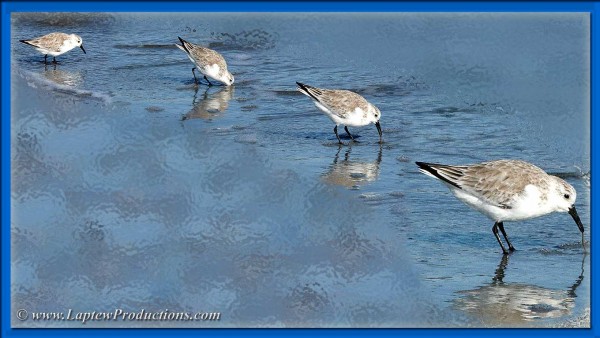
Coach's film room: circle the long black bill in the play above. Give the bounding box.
[80,45,86,54]
[569,206,584,233]
[375,121,383,143]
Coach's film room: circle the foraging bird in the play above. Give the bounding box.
[296,82,382,144]
[175,37,234,86]
[416,160,585,254]
[20,32,86,64]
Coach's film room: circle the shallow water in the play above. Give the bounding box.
[10,13,590,327]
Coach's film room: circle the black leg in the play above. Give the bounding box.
[375,121,383,144]
[344,126,356,142]
[191,68,199,85]
[497,222,515,251]
[52,57,57,64]
[492,222,509,255]
[204,75,213,86]
[333,126,342,144]
[44,55,48,64]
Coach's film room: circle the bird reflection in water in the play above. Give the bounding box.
[321,145,382,188]
[43,64,83,87]
[181,85,234,121]
[454,254,586,326]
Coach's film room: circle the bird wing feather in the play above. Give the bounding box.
[22,32,67,53]
[296,83,369,119]
[178,38,227,69]
[419,160,549,209]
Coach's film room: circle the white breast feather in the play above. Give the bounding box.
[203,64,221,79]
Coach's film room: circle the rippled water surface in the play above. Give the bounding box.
[11,13,590,327]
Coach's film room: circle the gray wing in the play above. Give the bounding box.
[417,160,546,209]
[178,37,226,68]
[296,82,369,118]
[22,32,67,53]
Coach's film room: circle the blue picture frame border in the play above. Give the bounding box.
[1,1,597,337]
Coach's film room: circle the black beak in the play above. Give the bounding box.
[375,121,382,143]
[569,206,584,233]
[80,45,86,54]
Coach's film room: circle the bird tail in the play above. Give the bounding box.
[415,162,462,189]
[296,82,322,102]
[176,36,192,53]
[19,39,35,47]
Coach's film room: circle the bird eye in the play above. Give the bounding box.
[564,194,570,199]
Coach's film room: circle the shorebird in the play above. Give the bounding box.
[175,37,234,86]
[296,82,382,144]
[20,32,86,64]
[416,160,585,254]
